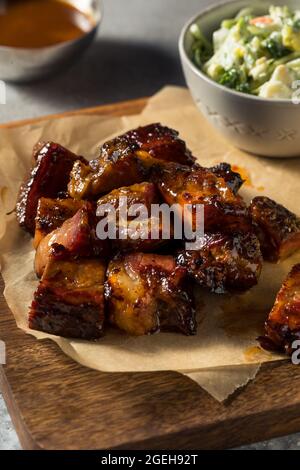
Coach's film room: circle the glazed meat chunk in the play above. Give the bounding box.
[29,258,106,339]
[97,182,168,252]
[35,203,108,277]
[120,123,196,166]
[249,196,300,262]
[68,124,195,200]
[16,142,87,234]
[260,264,300,354]
[68,147,148,200]
[105,253,196,336]
[177,232,262,294]
[209,163,244,194]
[97,182,160,213]
[33,197,86,248]
[153,162,251,234]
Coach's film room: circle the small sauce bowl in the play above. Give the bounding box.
[0,0,102,83]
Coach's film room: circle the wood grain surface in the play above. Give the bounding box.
[1,98,300,450]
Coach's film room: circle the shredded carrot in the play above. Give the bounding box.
[250,16,274,26]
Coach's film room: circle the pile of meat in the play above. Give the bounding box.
[16,124,300,355]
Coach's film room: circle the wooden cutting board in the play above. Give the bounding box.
[1,98,300,450]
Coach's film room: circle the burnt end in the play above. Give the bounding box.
[34,197,86,248]
[34,203,110,278]
[106,253,196,336]
[98,135,139,164]
[21,129,300,344]
[209,163,245,194]
[68,124,196,200]
[203,196,251,234]
[68,152,149,200]
[257,333,283,353]
[249,196,300,262]
[153,162,251,234]
[29,259,106,339]
[124,123,196,166]
[157,291,196,336]
[97,182,160,213]
[111,234,167,254]
[97,182,168,253]
[260,264,300,356]
[262,321,300,355]
[29,295,104,340]
[16,142,87,234]
[177,232,262,294]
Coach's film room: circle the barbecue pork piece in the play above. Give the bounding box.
[35,203,108,277]
[108,217,170,253]
[209,163,244,194]
[29,258,106,339]
[249,196,300,262]
[97,182,160,213]
[153,162,251,234]
[260,264,300,354]
[33,198,86,249]
[105,253,196,336]
[97,182,169,252]
[114,123,196,166]
[177,232,262,294]
[16,142,87,234]
[68,124,195,199]
[68,152,148,200]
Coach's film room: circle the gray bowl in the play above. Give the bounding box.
[179,0,300,158]
[0,0,102,83]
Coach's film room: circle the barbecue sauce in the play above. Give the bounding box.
[0,0,94,48]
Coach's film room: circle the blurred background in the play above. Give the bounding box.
[0,0,211,123]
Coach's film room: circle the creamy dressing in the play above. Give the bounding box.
[190,5,300,99]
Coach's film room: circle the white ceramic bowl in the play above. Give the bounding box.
[179,0,300,158]
[0,0,102,83]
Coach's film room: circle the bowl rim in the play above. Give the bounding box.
[0,0,102,53]
[179,0,300,105]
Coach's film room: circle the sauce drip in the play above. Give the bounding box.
[0,0,94,48]
[243,346,273,363]
[219,297,267,339]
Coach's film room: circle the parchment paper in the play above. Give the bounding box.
[0,86,298,402]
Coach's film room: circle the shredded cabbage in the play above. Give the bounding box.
[190,5,300,98]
